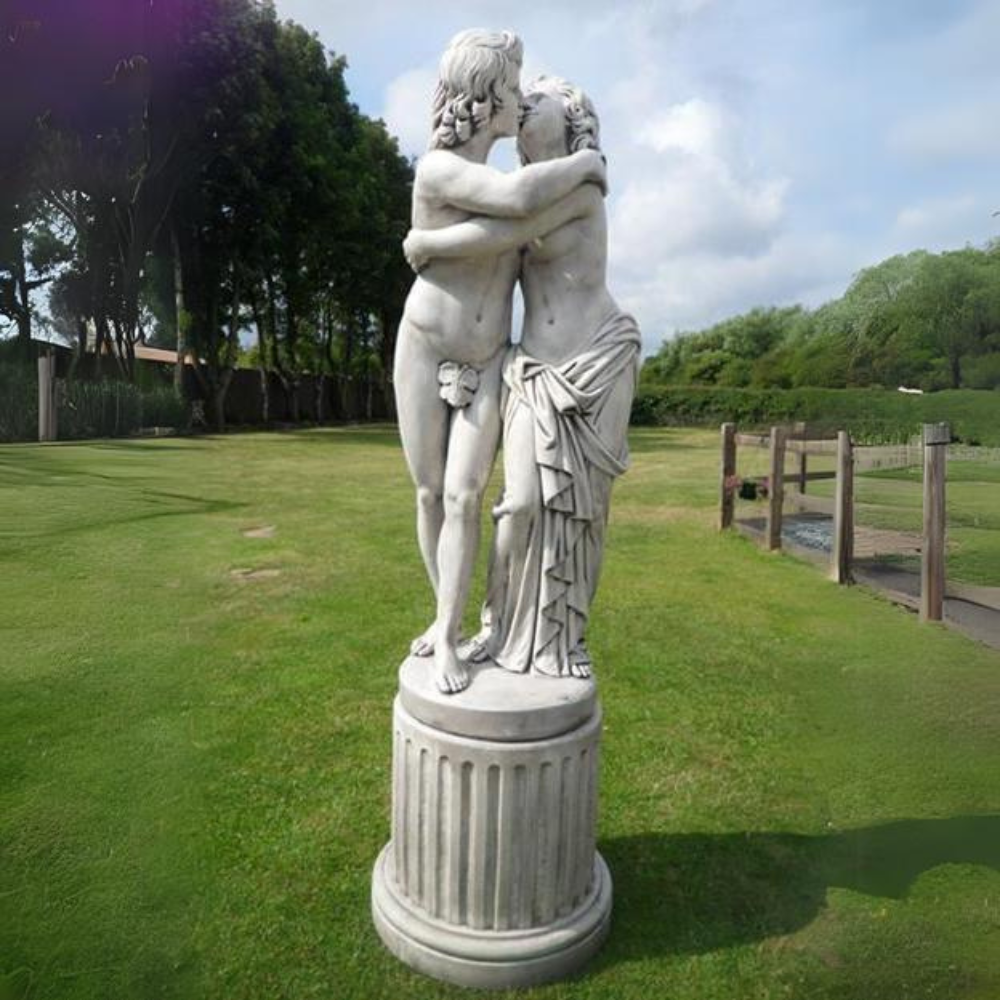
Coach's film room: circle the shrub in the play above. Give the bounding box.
[630,385,1000,446]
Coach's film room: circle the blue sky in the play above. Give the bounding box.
[274,0,1000,354]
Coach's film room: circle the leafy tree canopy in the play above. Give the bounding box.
[1,0,414,428]
[643,243,1000,391]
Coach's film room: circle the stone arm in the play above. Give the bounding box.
[417,148,605,218]
[404,184,602,272]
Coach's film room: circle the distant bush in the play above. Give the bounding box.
[630,385,1000,445]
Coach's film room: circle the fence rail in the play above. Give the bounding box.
[720,421,961,620]
[854,443,923,473]
[788,493,836,517]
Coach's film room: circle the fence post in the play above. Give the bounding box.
[37,352,55,442]
[720,422,736,530]
[51,373,58,441]
[920,422,949,622]
[831,430,854,583]
[794,420,808,494]
[766,425,786,550]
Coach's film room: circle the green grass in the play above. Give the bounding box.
[855,462,1000,587]
[2,427,999,1000]
[797,458,1000,587]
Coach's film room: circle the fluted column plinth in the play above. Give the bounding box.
[371,657,611,989]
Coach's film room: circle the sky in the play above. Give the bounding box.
[274,0,1000,355]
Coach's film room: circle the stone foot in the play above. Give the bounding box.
[491,496,512,521]
[410,624,436,657]
[566,644,593,679]
[459,626,493,664]
[434,644,470,695]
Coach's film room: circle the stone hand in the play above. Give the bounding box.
[578,149,608,196]
[403,230,429,273]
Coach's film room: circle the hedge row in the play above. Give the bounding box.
[631,385,1000,445]
[0,362,189,442]
[57,380,189,440]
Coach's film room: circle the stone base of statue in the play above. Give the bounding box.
[371,656,612,989]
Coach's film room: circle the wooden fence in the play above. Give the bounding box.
[33,344,393,437]
[720,421,956,622]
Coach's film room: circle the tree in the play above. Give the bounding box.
[642,245,1000,392]
[892,250,998,389]
[3,0,415,431]
[0,10,56,357]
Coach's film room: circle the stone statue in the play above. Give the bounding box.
[394,30,607,695]
[374,41,625,989]
[403,74,641,683]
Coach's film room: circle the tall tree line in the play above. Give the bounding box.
[0,0,413,428]
[644,245,1000,392]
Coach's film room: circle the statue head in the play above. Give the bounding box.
[430,29,523,150]
[517,75,601,164]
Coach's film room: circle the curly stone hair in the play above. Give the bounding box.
[518,75,601,162]
[429,29,523,150]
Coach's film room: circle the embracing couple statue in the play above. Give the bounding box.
[395,28,641,696]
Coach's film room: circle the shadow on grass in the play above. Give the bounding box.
[0,446,193,486]
[0,462,162,488]
[252,426,402,448]
[600,815,1000,959]
[86,439,207,452]
[0,489,247,544]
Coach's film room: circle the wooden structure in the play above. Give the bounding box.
[832,431,854,585]
[719,421,1000,630]
[37,352,57,442]
[722,423,852,583]
[719,423,736,530]
[766,425,786,551]
[719,423,954,607]
[920,422,950,622]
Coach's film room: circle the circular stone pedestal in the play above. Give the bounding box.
[371,657,612,989]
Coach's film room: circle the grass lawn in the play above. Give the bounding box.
[851,461,1000,588]
[2,426,999,1000]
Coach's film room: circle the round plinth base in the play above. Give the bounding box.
[398,655,596,742]
[372,845,612,989]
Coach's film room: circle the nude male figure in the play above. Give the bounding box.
[395,30,606,694]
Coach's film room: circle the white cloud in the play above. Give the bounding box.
[616,230,864,352]
[890,194,994,251]
[611,164,788,263]
[382,66,437,158]
[637,98,726,158]
[929,0,1000,80]
[605,81,792,341]
[888,97,1000,164]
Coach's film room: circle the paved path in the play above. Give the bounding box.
[736,514,1000,652]
[853,562,1000,652]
